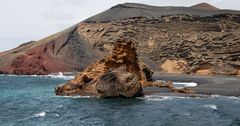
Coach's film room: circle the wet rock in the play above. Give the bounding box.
[96,66,142,97]
[55,40,148,97]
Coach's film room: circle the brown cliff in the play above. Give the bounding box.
[0,3,240,76]
[79,14,240,75]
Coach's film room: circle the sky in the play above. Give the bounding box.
[0,0,240,51]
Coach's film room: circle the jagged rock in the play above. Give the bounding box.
[96,66,142,97]
[55,40,149,97]
[55,39,192,97]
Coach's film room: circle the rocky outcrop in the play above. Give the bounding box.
[55,40,150,97]
[0,3,240,75]
[79,14,240,75]
[55,39,192,97]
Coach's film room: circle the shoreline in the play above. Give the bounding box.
[151,72,240,96]
[1,72,240,96]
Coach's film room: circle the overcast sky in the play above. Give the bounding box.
[0,0,240,51]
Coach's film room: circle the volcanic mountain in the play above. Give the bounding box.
[0,3,240,75]
[191,2,219,10]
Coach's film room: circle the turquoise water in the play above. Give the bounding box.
[0,75,240,126]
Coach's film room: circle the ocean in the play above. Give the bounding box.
[0,75,240,126]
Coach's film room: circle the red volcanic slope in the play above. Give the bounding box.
[191,2,219,10]
[0,25,107,75]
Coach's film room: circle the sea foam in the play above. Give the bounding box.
[210,95,240,100]
[203,104,218,110]
[46,73,74,80]
[0,72,75,80]
[55,95,92,99]
[33,112,46,117]
[156,80,198,89]
[139,95,190,101]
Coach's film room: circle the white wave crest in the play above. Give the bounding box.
[210,95,240,100]
[203,104,217,110]
[33,112,46,117]
[139,95,190,101]
[0,74,39,77]
[46,75,74,80]
[55,114,60,117]
[1,72,75,80]
[156,80,197,89]
[45,72,74,80]
[55,95,92,99]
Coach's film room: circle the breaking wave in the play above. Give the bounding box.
[46,73,74,80]
[210,95,240,100]
[0,72,75,80]
[138,95,192,101]
[202,104,218,110]
[140,94,240,101]
[33,111,46,117]
[55,95,93,99]
[156,80,198,89]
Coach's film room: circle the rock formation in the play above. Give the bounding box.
[79,14,240,75]
[55,39,192,97]
[55,39,150,97]
[0,3,240,76]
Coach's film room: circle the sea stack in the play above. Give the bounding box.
[55,39,193,97]
[55,39,153,97]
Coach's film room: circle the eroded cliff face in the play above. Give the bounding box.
[55,40,153,97]
[79,14,240,75]
[0,3,240,75]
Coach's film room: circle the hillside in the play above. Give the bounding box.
[191,2,219,10]
[0,3,240,75]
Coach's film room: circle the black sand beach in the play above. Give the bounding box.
[144,72,240,96]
